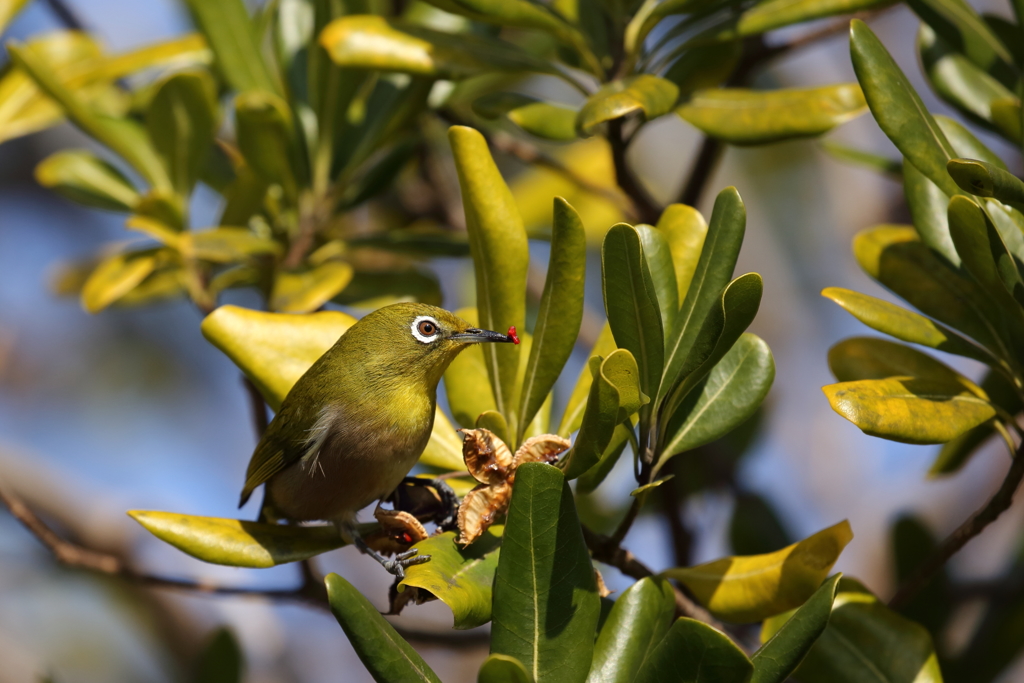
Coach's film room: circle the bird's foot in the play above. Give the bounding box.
[381,548,431,579]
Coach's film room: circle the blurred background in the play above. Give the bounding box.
[1,0,1023,681]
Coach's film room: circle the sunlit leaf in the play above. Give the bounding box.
[181,0,280,94]
[948,158,1024,212]
[325,573,442,683]
[473,92,578,141]
[657,203,707,304]
[35,149,139,211]
[81,247,161,313]
[183,227,282,263]
[479,654,533,683]
[270,261,354,313]
[662,520,853,623]
[577,75,679,136]
[399,528,502,629]
[931,369,1020,475]
[634,617,754,683]
[588,576,676,683]
[677,85,867,145]
[128,510,346,568]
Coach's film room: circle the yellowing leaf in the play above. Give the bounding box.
[662,520,853,623]
[270,261,354,313]
[128,510,346,568]
[81,247,160,313]
[577,75,679,136]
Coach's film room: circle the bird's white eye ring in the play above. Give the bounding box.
[411,316,440,343]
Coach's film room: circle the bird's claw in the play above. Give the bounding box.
[383,549,431,579]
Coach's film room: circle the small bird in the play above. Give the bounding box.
[239,302,515,577]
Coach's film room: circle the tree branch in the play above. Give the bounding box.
[889,440,1024,609]
[607,118,661,224]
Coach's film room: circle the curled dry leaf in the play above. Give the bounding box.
[365,505,429,556]
[455,429,570,546]
[594,568,613,598]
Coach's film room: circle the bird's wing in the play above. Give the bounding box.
[239,403,317,506]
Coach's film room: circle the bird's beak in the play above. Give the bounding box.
[451,328,515,344]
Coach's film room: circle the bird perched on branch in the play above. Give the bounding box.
[238,302,516,577]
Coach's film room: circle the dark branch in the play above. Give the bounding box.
[677,136,722,208]
[44,0,86,31]
[607,118,661,224]
[889,439,1024,609]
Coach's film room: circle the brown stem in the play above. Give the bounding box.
[677,136,723,208]
[611,498,642,546]
[607,118,661,224]
[889,440,1024,609]
[582,524,721,628]
[660,462,692,567]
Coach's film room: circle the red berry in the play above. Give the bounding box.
[507,326,520,345]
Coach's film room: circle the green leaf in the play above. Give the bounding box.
[473,93,578,141]
[331,266,443,308]
[662,521,853,624]
[662,332,774,459]
[890,516,951,638]
[603,223,665,399]
[786,578,943,683]
[662,187,745,404]
[937,115,1006,168]
[823,376,996,444]
[948,158,1024,212]
[849,20,960,197]
[853,224,1009,361]
[657,203,708,304]
[903,160,958,265]
[146,70,219,196]
[991,96,1023,143]
[491,463,600,683]
[476,410,511,447]
[184,227,282,263]
[558,323,617,437]
[664,41,742,103]
[588,576,676,683]
[727,0,895,38]
[575,420,632,494]
[479,654,533,683]
[270,262,354,314]
[35,149,140,211]
[449,126,529,430]
[8,42,171,190]
[931,369,1021,475]
[346,227,470,258]
[919,25,1016,130]
[634,618,754,683]
[181,0,280,94]
[637,224,680,343]
[577,76,679,136]
[563,350,644,480]
[128,510,346,567]
[906,0,1014,74]
[947,195,1024,326]
[822,287,995,364]
[235,90,301,200]
[325,573,442,683]
[827,337,988,396]
[445,308,497,428]
[517,199,586,440]
[677,85,867,145]
[196,628,242,683]
[320,16,556,79]
[822,141,903,177]
[81,248,161,313]
[399,528,502,630]
[751,574,842,683]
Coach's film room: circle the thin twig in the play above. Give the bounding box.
[889,440,1024,609]
[243,376,269,439]
[607,118,661,224]
[582,524,722,628]
[677,136,723,208]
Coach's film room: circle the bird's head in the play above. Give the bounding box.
[347,302,516,387]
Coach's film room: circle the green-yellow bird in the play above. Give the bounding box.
[238,302,514,577]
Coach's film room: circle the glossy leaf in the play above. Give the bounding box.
[903,160,957,265]
[662,187,745,404]
[128,510,346,567]
[637,224,680,342]
[906,0,1013,74]
[728,0,895,38]
[81,248,160,313]
[183,227,282,263]
[270,262,354,314]
[751,574,842,683]
[919,25,1016,128]
[603,223,665,398]
[853,224,1007,359]
[575,421,632,494]
[850,20,960,197]
[822,287,994,364]
[563,350,644,480]
[235,90,300,199]
[657,203,708,303]
[517,199,585,439]
[35,149,140,211]
[147,70,218,196]
[8,43,171,190]
[325,573,442,683]
[827,337,987,397]
[473,93,578,141]
[634,618,754,683]
[450,126,529,429]
[445,308,498,428]
[937,115,1006,168]
[491,463,599,683]
[181,0,279,94]
[823,376,996,444]
[785,578,943,683]
[399,528,502,630]
[822,141,903,177]
[662,520,853,623]
[678,85,867,146]
[557,323,616,437]
[948,158,1024,211]
[991,96,1023,143]
[479,655,533,683]
[662,333,774,459]
[320,16,555,79]
[588,576,676,683]
[577,76,679,136]
[931,369,1021,475]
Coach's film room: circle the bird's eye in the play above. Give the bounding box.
[411,316,440,343]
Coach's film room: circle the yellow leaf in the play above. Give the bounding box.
[270,261,354,313]
[80,248,160,313]
[662,520,854,623]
